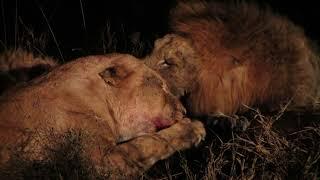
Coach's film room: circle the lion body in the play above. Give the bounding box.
[0,54,205,177]
[146,1,320,116]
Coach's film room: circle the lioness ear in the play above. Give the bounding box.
[99,65,130,86]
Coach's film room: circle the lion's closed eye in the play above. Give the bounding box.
[158,58,177,69]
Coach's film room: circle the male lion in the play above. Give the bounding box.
[146,1,320,117]
[0,54,205,178]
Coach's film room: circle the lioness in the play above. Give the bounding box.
[145,1,320,117]
[0,54,205,178]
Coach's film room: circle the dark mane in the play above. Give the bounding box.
[170,1,314,65]
[169,1,320,114]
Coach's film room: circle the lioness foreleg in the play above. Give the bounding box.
[96,120,205,177]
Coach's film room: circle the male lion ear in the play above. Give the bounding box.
[99,65,130,86]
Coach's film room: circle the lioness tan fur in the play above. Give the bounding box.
[146,1,320,116]
[0,54,205,177]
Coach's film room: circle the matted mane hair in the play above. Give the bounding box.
[169,1,320,114]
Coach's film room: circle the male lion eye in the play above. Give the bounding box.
[159,58,175,68]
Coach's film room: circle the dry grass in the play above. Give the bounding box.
[144,106,320,179]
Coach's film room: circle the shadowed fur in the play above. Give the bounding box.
[0,49,58,94]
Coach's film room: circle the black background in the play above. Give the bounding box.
[1,0,319,60]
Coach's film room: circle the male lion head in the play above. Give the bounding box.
[145,34,200,98]
[145,1,319,117]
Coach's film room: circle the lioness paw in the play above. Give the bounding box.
[189,120,206,146]
[157,120,206,150]
[178,120,206,147]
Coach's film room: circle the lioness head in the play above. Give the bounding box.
[98,55,186,141]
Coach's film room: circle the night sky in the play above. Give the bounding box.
[1,0,320,61]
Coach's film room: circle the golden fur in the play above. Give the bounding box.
[146,1,320,116]
[0,54,205,177]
